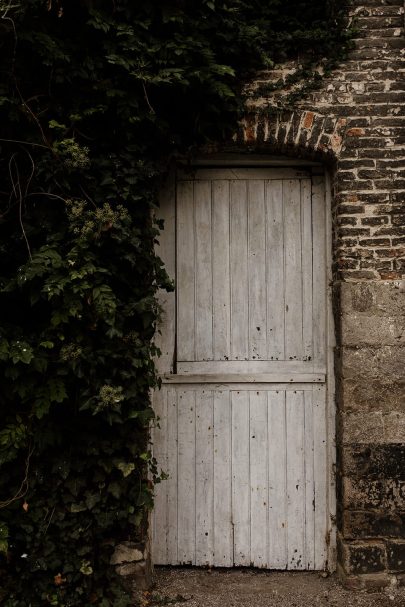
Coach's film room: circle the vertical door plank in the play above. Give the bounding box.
[195,181,213,361]
[155,174,176,375]
[312,180,327,569]
[213,390,233,566]
[304,390,315,569]
[232,390,251,565]
[249,391,269,567]
[312,177,327,366]
[195,390,214,565]
[177,181,195,361]
[313,385,328,570]
[166,388,179,564]
[177,390,196,564]
[248,181,267,360]
[284,180,303,361]
[266,180,285,361]
[301,179,313,363]
[212,181,231,360]
[286,390,306,570]
[230,180,249,360]
[268,391,287,568]
[152,387,167,564]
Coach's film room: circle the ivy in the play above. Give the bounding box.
[0,0,351,605]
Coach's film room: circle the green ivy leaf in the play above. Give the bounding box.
[70,503,87,513]
[107,482,122,499]
[116,462,135,477]
[9,341,34,364]
[79,560,93,575]
[39,341,54,349]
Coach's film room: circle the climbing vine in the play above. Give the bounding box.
[0,1,351,605]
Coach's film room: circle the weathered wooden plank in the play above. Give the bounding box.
[189,156,321,167]
[232,390,251,565]
[213,390,233,566]
[312,177,327,366]
[325,171,336,572]
[161,373,325,384]
[284,180,303,361]
[286,390,306,570]
[230,180,249,360]
[212,180,231,360]
[177,390,196,564]
[249,391,268,567]
[248,181,267,360]
[163,383,325,392]
[195,390,214,565]
[177,361,326,374]
[195,181,213,361]
[166,388,178,564]
[178,168,311,181]
[304,390,315,570]
[301,179,313,363]
[266,180,285,361]
[176,181,195,361]
[268,390,287,568]
[155,174,176,374]
[313,385,328,570]
[151,387,167,564]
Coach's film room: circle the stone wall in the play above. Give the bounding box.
[226,0,405,588]
[111,540,153,594]
[337,280,405,588]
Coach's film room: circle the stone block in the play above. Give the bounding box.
[116,560,153,590]
[116,563,139,576]
[343,477,385,510]
[348,572,392,590]
[385,479,405,511]
[343,477,405,510]
[387,540,405,572]
[341,346,405,383]
[110,541,144,565]
[338,559,392,590]
[344,541,387,574]
[343,511,405,539]
[384,412,405,443]
[341,314,404,346]
[341,411,385,444]
[341,411,405,444]
[340,376,405,412]
[339,281,405,318]
[341,444,405,479]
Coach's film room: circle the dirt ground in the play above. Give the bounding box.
[141,567,405,607]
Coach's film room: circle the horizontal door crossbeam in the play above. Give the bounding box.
[161,373,325,384]
[177,168,311,180]
[177,361,325,374]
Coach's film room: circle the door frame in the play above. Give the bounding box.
[153,156,336,571]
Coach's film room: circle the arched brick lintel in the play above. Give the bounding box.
[235,110,347,165]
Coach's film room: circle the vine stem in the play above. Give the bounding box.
[0,138,50,149]
[0,445,33,509]
[9,154,32,261]
[26,192,68,204]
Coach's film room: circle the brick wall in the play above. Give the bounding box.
[226,0,405,588]
[239,1,405,282]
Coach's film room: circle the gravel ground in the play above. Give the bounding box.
[140,567,405,607]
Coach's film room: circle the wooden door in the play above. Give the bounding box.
[152,167,333,570]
